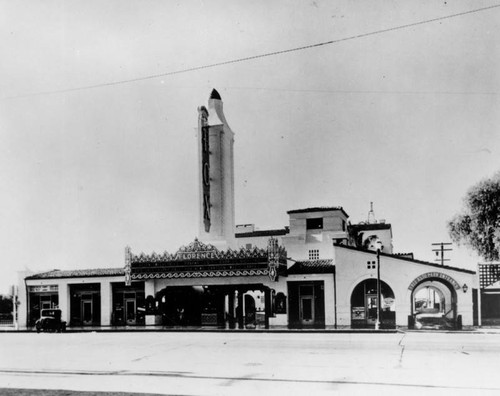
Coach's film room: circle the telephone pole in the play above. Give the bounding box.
[432,242,452,266]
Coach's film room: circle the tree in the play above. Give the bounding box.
[448,171,500,261]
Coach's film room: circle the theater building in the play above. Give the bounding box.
[19,90,477,330]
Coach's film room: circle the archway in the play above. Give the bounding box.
[410,277,458,330]
[350,279,395,328]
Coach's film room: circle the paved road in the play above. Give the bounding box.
[0,331,499,395]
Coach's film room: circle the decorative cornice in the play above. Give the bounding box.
[128,238,288,278]
[129,237,286,263]
[131,269,268,279]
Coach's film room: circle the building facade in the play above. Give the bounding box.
[478,262,500,326]
[19,90,477,330]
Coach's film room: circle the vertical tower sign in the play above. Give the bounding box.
[201,125,211,232]
[197,89,236,249]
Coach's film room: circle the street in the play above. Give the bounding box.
[0,331,499,395]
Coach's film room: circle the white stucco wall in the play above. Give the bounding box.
[21,275,124,327]
[334,246,477,327]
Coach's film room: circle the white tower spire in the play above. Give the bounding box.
[196,89,236,249]
[367,201,376,224]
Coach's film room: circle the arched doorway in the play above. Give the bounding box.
[410,277,458,330]
[351,279,396,328]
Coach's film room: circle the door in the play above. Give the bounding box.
[125,299,136,325]
[299,285,315,326]
[82,294,93,325]
[300,296,314,325]
[366,294,378,325]
[40,295,52,310]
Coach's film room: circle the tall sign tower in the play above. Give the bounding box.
[196,89,236,249]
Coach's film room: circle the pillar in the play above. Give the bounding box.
[237,290,244,329]
[228,290,235,329]
[58,283,70,325]
[264,288,271,329]
[100,281,112,326]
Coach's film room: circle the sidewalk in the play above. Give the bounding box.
[2,324,500,334]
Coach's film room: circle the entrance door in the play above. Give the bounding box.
[82,300,93,325]
[300,296,314,325]
[125,299,136,325]
[299,285,315,326]
[366,294,378,325]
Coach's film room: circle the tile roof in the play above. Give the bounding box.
[287,260,335,275]
[349,223,392,231]
[287,206,348,217]
[26,268,125,280]
[235,228,289,238]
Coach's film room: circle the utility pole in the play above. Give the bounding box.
[375,249,381,330]
[432,242,452,266]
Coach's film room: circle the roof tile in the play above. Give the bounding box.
[288,260,335,274]
[26,268,124,280]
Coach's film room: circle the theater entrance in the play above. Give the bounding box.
[155,284,272,329]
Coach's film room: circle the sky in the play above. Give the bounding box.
[1,1,499,294]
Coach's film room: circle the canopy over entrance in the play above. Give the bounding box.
[125,238,287,282]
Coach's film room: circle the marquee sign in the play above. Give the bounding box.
[267,237,280,282]
[124,246,132,286]
[176,238,219,260]
[408,272,461,291]
[128,238,288,280]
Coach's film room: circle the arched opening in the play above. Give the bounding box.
[411,279,458,330]
[351,279,395,329]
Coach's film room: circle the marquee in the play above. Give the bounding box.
[125,238,287,281]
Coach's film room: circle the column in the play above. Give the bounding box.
[228,290,235,329]
[100,281,112,326]
[144,280,155,297]
[58,283,70,325]
[144,280,157,326]
[237,290,244,329]
[264,288,271,329]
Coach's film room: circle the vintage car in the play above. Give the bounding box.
[35,309,67,333]
[414,312,454,330]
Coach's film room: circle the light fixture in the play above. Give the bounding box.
[462,284,468,293]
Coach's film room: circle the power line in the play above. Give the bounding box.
[217,86,498,96]
[5,4,500,100]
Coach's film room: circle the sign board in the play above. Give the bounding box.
[201,125,211,232]
[352,306,365,320]
[29,285,58,293]
[408,272,461,291]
